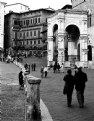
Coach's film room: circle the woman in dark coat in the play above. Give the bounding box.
[63,69,75,107]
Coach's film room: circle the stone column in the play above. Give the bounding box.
[80,35,88,67]
[47,36,53,66]
[57,34,65,65]
[57,17,65,65]
[25,75,41,121]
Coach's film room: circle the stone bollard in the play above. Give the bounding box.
[25,74,41,121]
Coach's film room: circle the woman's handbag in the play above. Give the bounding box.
[63,83,68,95]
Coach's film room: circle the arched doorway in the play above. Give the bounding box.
[53,24,58,62]
[65,25,80,63]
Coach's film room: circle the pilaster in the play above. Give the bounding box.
[57,33,65,65]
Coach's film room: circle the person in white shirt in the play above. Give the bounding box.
[44,67,48,78]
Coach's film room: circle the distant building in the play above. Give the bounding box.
[72,0,94,68]
[5,3,30,14]
[0,2,6,54]
[4,8,55,56]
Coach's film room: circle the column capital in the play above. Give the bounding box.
[28,75,41,84]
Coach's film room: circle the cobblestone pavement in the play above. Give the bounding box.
[30,67,94,121]
[1,61,94,121]
[0,62,25,121]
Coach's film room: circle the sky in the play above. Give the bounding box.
[1,0,71,10]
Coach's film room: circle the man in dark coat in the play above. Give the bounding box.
[75,67,88,108]
[63,69,75,107]
[18,70,24,90]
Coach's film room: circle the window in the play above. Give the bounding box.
[27,32,29,37]
[20,21,22,27]
[26,20,29,26]
[30,41,32,45]
[33,19,35,24]
[38,40,40,44]
[24,20,26,25]
[38,30,40,37]
[34,40,36,44]
[35,18,37,24]
[30,31,32,36]
[46,18,47,22]
[34,31,36,36]
[27,41,28,45]
[23,32,25,38]
[38,18,40,23]
[31,19,32,24]
[14,20,17,25]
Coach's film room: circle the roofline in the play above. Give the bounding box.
[20,8,55,14]
[5,3,30,8]
[0,1,7,5]
[5,12,20,16]
[48,9,87,18]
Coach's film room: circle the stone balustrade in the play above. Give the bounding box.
[24,71,41,121]
[13,60,41,121]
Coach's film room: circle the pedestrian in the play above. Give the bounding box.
[60,63,65,73]
[44,66,48,78]
[63,69,75,107]
[40,66,44,78]
[18,70,24,90]
[24,63,28,70]
[33,63,36,71]
[75,67,88,108]
[53,62,57,73]
[57,63,60,73]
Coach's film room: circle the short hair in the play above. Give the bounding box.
[67,69,72,74]
[78,67,82,71]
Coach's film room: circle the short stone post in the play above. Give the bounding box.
[25,74,41,121]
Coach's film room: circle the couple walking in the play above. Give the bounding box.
[63,67,88,108]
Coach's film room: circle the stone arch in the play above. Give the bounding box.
[65,24,80,42]
[53,24,58,62]
[64,24,80,61]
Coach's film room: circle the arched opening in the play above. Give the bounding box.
[88,45,92,61]
[65,25,80,62]
[53,24,58,62]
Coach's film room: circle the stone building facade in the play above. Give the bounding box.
[0,2,6,49]
[4,8,55,56]
[0,2,6,59]
[47,9,88,68]
[72,0,94,68]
